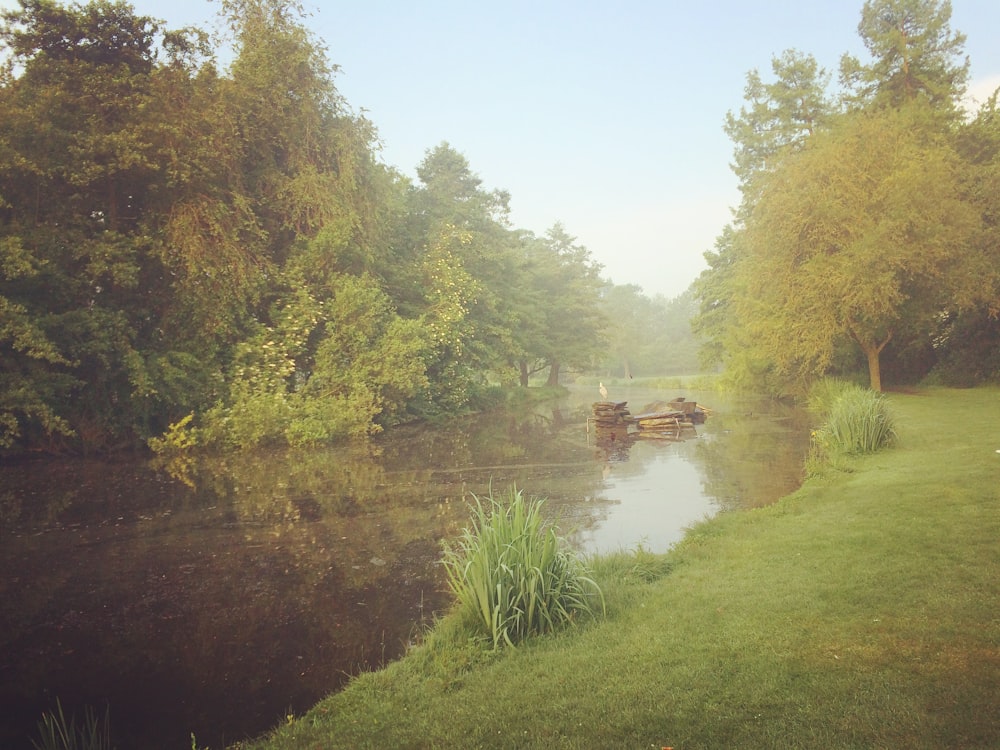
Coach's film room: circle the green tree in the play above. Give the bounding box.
[840,0,969,115]
[397,144,521,407]
[597,283,647,380]
[0,236,76,448]
[926,91,1000,385]
[735,105,984,391]
[597,284,702,379]
[696,51,833,390]
[517,224,606,386]
[0,0,215,449]
[724,49,833,201]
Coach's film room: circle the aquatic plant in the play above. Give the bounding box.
[32,700,113,750]
[441,486,603,649]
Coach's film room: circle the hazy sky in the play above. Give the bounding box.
[6,1,1000,298]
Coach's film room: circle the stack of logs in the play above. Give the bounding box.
[632,409,695,432]
[632,399,701,433]
[590,398,708,439]
[591,401,631,428]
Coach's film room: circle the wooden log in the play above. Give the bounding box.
[638,417,682,427]
[632,410,684,421]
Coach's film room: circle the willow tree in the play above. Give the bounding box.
[735,105,984,391]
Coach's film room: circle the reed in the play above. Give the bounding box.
[805,376,857,417]
[441,486,603,649]
[32,700,113,750]
[813,384,896,457]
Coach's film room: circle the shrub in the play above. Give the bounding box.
[441,486,603,649]
[147,413,197,454]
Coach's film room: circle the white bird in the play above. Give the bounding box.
[599,382,608,401]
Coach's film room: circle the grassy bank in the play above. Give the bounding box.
[240,388,999,749]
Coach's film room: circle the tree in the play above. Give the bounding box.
[0,0,216,449]
[734,105,984,391]
[696,51,833,389]
[597,285,701,379]
[724,49,833,201]
[516,224,606,386]
[397,143,522,406]
[840,0,969,115]
[926,91,1000,385]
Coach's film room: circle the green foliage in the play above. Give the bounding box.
[441,486,603,649]
[32,699,113,750]
[840,0,969,115]
[519,224,607,385]
[147,412,197,454]
[737,104,982,392]
[3,0,998,455]
[724,48,833,199]
[597,284,702,379]
[926,309,1000,386]
[811,384,897,461]
[696,0,1000,394]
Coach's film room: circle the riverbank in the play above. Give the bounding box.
[238,387,999,749]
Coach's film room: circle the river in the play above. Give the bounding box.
[0,387,810,749]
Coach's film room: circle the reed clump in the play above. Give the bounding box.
[31,700,113,750]
[809,380,896,466]
[441,486,603,649]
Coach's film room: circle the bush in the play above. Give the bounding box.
[441,487,603,649]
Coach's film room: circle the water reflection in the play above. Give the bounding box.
[0,388,809,749]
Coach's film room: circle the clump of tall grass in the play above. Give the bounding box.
[805,377,859,417]
[32,700,113,750]
[441,486,603,649]
[810,383,896,464]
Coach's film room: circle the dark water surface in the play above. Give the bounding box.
[0,387,810,749]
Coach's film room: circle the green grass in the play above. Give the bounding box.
[239,387,1000,750]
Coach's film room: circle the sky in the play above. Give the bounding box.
[6,0,1000,299]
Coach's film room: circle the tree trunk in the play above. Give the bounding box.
[864,344,882,392]
[855,330,893,392]
[519,360,529,387]
[546,360,561,387]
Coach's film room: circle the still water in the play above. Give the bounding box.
[0,387,810,749]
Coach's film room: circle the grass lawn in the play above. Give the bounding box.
[239,387,1000,749]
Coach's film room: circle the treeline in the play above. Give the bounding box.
[694,0,1000,396]
[0,0,699,455]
